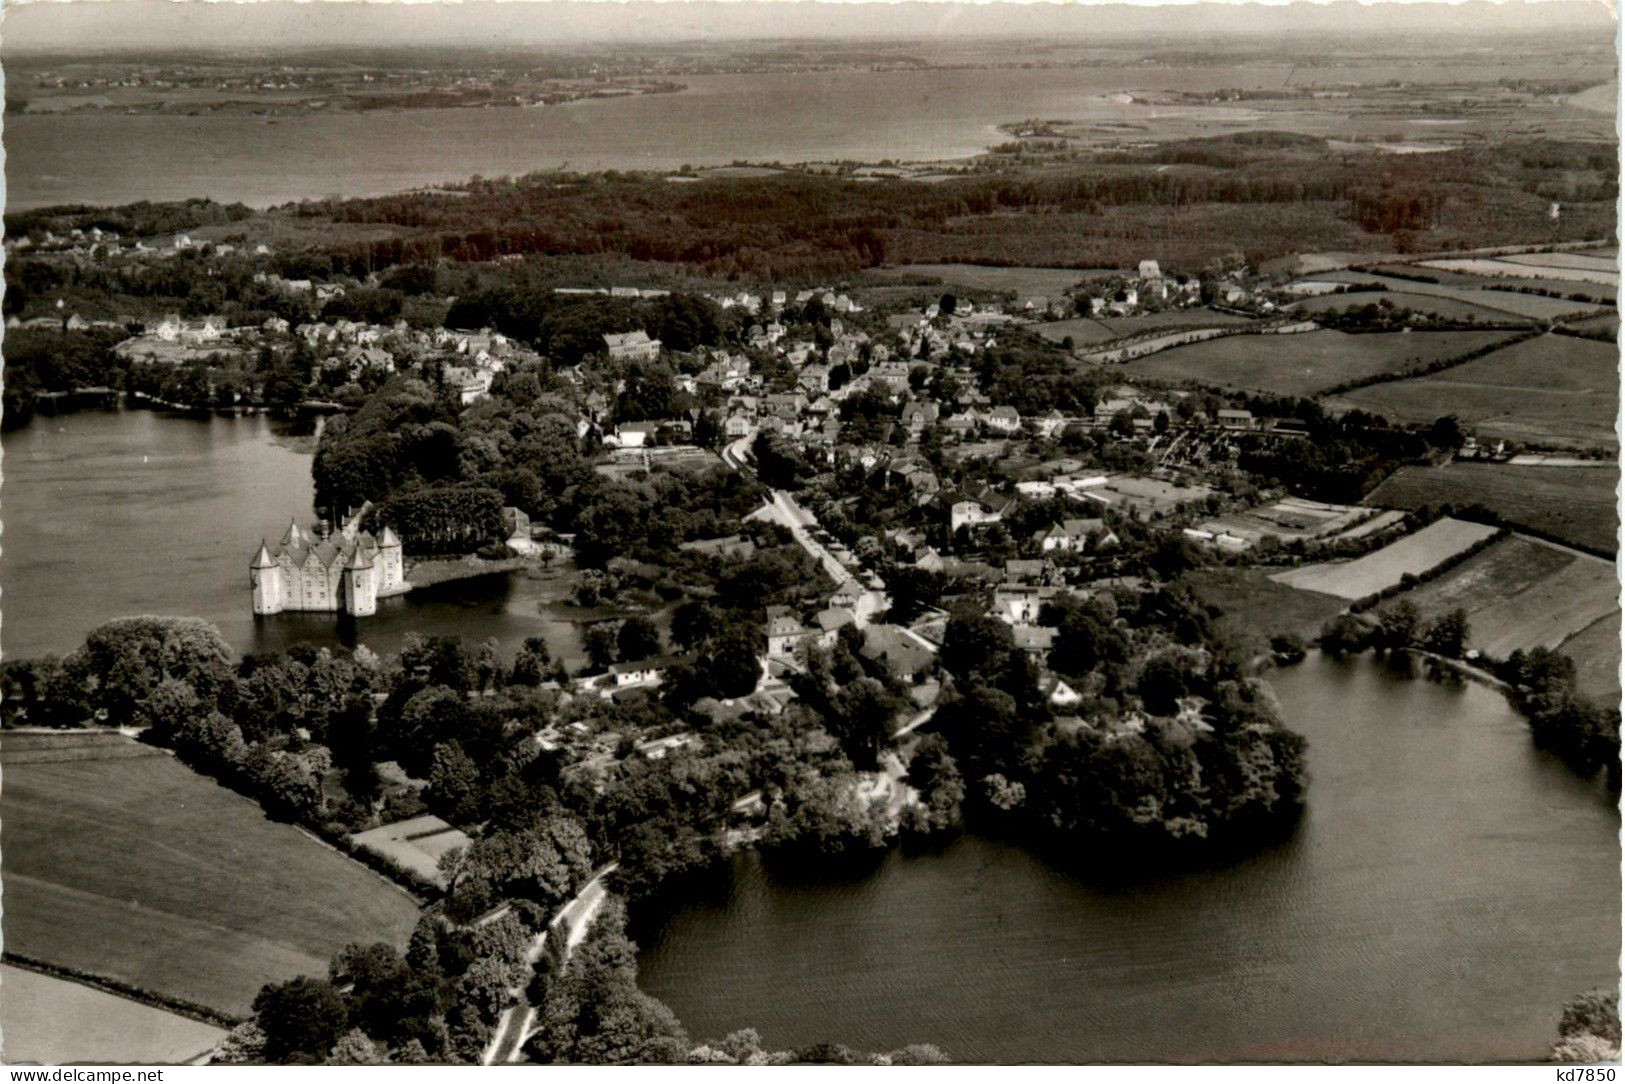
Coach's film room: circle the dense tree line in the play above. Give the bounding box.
[924,584,1308,856]
[258,134,1614,279]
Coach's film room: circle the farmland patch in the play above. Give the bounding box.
[1332,333,1618,449]
[1122,328,1516,396]
[0,964,225,1066]
[1366,461,1618,555]
[1,731,423,1017]
[1269,517,1500,599]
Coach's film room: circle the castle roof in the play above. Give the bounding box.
[280,519,309,548]
[252,541,276,569]
[344,545,373,571]
[379,526,401,547]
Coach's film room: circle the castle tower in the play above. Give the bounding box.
[342,544,377,617]
[280,519,309,549]
[378,525,405,593]
[250,541,282,615]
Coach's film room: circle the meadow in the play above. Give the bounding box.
[1181,567,1348,648]
[1390,534,1620,705]
[1558,614,1623,709]
[0,964,225,1065]
[1289,289,1524,325]
[1332,333,1619,449]
[1366,461,1618,555]
[1311,270,1605,321]
[350,813,472,887]
[1034,309,1254,347]
[1363,264,1619,305]
[865,263,1101,299]
[1418,257,1619,287]
[1121,328,1515,396]
[1,731,423,1017]
[1270,517,1500,599]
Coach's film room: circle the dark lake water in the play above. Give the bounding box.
[636,654,1621,1064]
[0,408,591,663]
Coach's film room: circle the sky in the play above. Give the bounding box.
[0,0,1616,52]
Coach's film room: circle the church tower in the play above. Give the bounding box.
[250,541,282,615]
[342,545,377,617]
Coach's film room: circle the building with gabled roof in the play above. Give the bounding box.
[604,330,662,362]
[251,517,405,617]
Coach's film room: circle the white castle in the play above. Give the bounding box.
[251,516,406,618]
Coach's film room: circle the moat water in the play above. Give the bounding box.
[637,654,1621,1063]
[0,408,593,663]
[5,412,1617,1063]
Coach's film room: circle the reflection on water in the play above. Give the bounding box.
[0,408,588,663]
[637,654,1621,1063]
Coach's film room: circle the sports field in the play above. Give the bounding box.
[2,731,423,1017]
[0,964,225,1065]
[1366,461,1618,555]
[1270,518,1500,599]
[1122,328,1515,396]
[1333,333,1618,449]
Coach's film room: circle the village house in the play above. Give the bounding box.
[1012,625,1059,657]
[767,611,815,659]
[901,401,940,436]
[984,405,1021,434]
[605,653,687,692]
[604,330,662,362]
[1217,408,1257,431]
[859,624,936,682]
[813,606,859,646]
[1035,517,1117,553]
[799,364,831,395]
[948,489,1015,534]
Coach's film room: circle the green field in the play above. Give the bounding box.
[1559,613,1623,709]
[1366,264,1619,304]
[1122,328,1516,396]
[1033,311,1255,349]
[1,731,423,1017]
[1270,518,1501,599]
[1334,333,1619,449]
[0,964,225,1066]
[1366,462,1618,555]
[1032,316,1121,346]
[1323,270,1606,320]
[1182,567,1348,650]
[864,263,1102,299]
[1391,535,1620,707]
[1291,289,1525,325]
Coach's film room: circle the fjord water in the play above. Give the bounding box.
[0,409,588,662]
[8,61,1608,209]
[636,654,1621,1063]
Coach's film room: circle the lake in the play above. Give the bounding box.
[0,407,592,663]
[636,654,1621,1063]
[8,61,1603,210]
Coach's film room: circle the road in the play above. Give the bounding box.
[482,863,618,1065]
[728,425,890,621]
